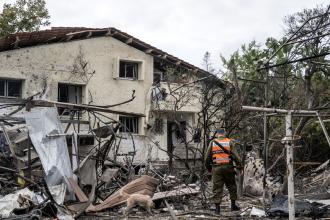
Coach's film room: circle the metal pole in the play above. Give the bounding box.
[242,106,317,114]
[28,134,32,179]
[285,111,295,220]
[238,142,246,197]
[316,112,330,148]
[72,133,79,171]
[263,66,269,208]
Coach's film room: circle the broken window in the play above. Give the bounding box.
[58,83,83,115]
[119,116,139,134]
[58,84,82,104]
[0,79,22,98]
[119,61,138,79]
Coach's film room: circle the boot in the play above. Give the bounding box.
[215,203,220,215]
[231,200,240,211]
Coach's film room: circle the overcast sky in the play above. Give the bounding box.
[1,0,328,69]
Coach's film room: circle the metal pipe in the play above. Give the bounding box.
[316,112,330,148]
[285,111,295,220]
[242,106,318,114]
[262,67,269,209]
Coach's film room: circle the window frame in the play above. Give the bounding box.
[0,79,22,98]
[119,60,139,80]
[58,83,84,116]
[119,116,139,134]
[58,83,83,104]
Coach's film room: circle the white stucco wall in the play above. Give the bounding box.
[0,36,201,164]
[0,36,153,114]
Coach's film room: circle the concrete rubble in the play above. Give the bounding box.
[0,101,329,219]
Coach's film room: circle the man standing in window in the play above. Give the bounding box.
[204,128,242,215]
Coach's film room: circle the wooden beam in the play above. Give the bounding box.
[105,29,112,36]
[86,31,92,38]
[46,36,57,42]
[175,61,181,65]
[106,30,117,36]
[13,36,20,49]
[30,100,145,117]
[125,37,133,44]
[145,49,153,54]
[66,35,74,41]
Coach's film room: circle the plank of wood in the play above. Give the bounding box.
[68,177,89,202]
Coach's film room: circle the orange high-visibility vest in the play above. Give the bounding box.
[212,138,231,164]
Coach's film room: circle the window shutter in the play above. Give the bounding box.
[138,61,145,81]
[112,57,119,79]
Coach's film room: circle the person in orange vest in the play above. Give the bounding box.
[204,128,242,214]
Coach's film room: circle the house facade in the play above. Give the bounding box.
[0,27,210,166]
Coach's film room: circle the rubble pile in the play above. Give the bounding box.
[302,159,330,194]
[0,102,328,219]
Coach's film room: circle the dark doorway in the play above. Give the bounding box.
[167,121,187,171]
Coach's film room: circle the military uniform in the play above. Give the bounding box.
[204,135,242,213]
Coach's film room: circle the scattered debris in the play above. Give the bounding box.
[250,207,265,217]
[0,99,328,219]
[267,194,330,218]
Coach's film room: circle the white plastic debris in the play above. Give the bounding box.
[0,188,36,218]
[25,107,74,199]
[49,183,66,205]
[250,207,266,217]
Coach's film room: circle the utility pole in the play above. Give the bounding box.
[241,106,321,220]
[262,62,269,209]
[285,111,295,220]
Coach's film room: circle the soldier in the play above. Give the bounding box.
[204,128,242,214]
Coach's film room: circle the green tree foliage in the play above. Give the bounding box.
[221,5,330,164]
[0,0,50,37]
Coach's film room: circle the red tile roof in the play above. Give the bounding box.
[0,27,210,76]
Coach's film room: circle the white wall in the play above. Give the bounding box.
[0,36,153,115]
[0,36,201,164]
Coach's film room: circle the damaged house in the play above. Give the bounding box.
[0,27,217,169]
